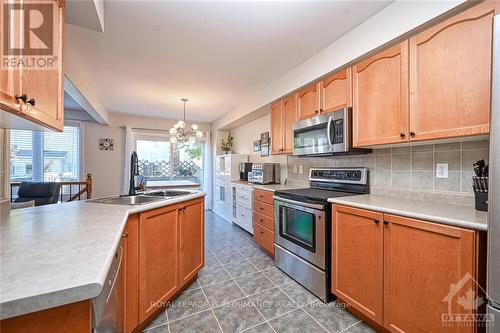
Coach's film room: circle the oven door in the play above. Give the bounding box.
[274,197,326,269]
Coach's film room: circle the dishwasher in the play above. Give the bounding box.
[93,234,126,333]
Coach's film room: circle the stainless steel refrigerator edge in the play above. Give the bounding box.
[487,13,500,333]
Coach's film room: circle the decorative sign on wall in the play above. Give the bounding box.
[253,140,261,152]
[99,138,114,151]
[260,132,270,145]
[261,143,269,157]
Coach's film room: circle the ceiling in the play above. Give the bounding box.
[66,1,392,123]
[64,91,85,112]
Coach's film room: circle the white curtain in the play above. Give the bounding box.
[202,131,213,210]
[122,126,135,194]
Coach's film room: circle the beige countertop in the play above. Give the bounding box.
[0,191,205,320]
[327,194,487,231]
[230,180,306,192]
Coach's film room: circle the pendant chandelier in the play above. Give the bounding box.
[169,98,203,146]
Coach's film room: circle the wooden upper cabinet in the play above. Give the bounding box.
[409,2,498,141]
[352,42,409,147]
[332,205,384,325]
[296,83,320,121]
[282,95,296,153]
[139,205,179,322]
[270,101,283,155]
[179,198,204,286]
[319,68,352,114]
[0,0,64,131]
[383,214,476,333]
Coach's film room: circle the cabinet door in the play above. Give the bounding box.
[0,0,23,114]
[383,214,476,333]
[409,2,497,141]
[320,68,352,114]
[179,198,204,286]
[139,205,179,321]
[332,205,384,325]
[270,101,283,154]
[282,95,296,153]
[296,83,320,121]
[17,1,64,131]
[352,42,409,147]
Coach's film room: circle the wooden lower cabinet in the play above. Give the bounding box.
[332,205,481,333]
[332,205,384,324]
[179,198,205,286]
[0,300,92,333]
[139,204,180,322]
[383,214,476,333]
[253,189,275,256]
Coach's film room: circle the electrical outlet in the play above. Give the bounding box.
[293,165,298,174]
[299,165,304,174]
[436,163,448,178]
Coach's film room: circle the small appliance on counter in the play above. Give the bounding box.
[251,163,280,184]
[472,159,489,211]
[274,167,369,302]
[239,162,253,181]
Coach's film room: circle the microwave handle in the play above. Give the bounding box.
[327,116,334,146]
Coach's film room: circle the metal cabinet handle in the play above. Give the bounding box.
[400,132,406,138]
[122,232,128,238]
[27,98,35,107]
[409,131,416,137]
[15,94,27,103]
[383,220,390,225]
[374,219,380,224]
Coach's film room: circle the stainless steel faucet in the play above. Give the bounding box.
[128,151,140,196]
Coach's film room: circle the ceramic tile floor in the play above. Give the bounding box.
[143,211,375,333]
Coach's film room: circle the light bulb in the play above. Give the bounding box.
[173,123,179,129]
[169,127,177,135]
[170,136,177,143]
[189,136,197,145]
[191,124,198,131]
[196,130,203,138]
[178,120,185,129]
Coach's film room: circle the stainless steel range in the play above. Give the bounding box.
[274,167,369,302]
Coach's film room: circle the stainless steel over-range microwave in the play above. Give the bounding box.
[293,107,371,156]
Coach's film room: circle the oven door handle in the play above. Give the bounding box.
[274,196,325,210]
[327,116,334,146]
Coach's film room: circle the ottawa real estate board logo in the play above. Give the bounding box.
[2,1,58,70]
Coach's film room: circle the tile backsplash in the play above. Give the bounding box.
[287,140,489,206]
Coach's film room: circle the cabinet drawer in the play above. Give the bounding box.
[254,211,274,231]
[254,200,274,218]
[253,189,274,205]
[254,223,274,255]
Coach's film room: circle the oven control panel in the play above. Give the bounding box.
[309,168,367,185]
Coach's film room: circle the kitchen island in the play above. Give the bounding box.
[0,191,205,332]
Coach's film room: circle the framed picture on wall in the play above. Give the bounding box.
[261,144,269,157]
[253,140,261,152]
[260,132,270,145]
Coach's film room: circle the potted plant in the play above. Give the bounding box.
[221,132,233,154]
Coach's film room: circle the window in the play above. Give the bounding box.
[135,136,203,186]
[10,124,81,183]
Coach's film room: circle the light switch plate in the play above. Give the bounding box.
[299,165,304,174]
[436,163,448,178]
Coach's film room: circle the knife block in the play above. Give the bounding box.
[474,191,488,212]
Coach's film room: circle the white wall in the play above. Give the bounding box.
[83,112,211,198]
[212,0,466,130]
[231,114,287,181]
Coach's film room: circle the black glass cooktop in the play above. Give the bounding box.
[274,188,360,204]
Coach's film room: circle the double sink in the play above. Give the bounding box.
[87,189,194,206]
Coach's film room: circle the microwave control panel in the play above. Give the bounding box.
[332,119,344,144]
